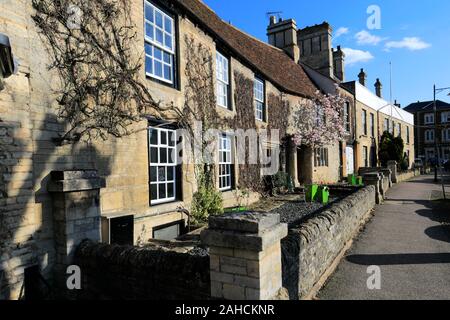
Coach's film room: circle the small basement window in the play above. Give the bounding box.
[153,220,184,241]
[109,215,134,246]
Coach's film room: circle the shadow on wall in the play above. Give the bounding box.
[0,112,115,300]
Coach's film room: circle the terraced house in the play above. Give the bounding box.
[341,70,415,172]
[0,0,360,299]
[404,100,450,162]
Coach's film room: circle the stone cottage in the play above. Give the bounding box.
[0,0,355,299]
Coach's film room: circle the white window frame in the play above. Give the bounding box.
[216,52,229,109]
[362,110,367,135]
[149,127,177,205]
[442,112,450,124]
[254,78,265,121]
[406,126,410,144]
[425,129,435,143]
[218,135,233,191]
[384,119,389,133]
[442,128,450,142]
[363,146,369,167]
[344,102,350,132]
[314,147,329,167]
[144,1,175,84]
[370,113,375,137]
[424,113,435,125]
[443,147,450,161]
[397,123,401,137]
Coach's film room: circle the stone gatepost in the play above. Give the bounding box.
[201,212,288,300]
[363,173,382,204]
[387,161,398,183]
[48,170,105,295]
[381,168,392,188]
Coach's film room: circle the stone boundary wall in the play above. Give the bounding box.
[281,186,376,299]
[397,169,420,183]
[73,240,210,300]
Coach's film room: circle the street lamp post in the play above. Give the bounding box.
[433,84,450,199]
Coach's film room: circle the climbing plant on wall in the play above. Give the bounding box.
[31,0,178,143]
[231,71,262,192]
[183,35,223,223]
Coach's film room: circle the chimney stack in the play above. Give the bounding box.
[375,78,382,98]
[297,22,333,78]
[358,68,367,86]
[267,18,300,63]
[332,45,345,81]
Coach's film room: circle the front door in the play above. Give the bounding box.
[346,146,355,175]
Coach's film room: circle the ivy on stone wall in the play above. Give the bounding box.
[31,0,176,143]
[231,71,262,191]
[267,93,290,142]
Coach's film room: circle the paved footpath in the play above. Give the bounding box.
[318,175,450,300]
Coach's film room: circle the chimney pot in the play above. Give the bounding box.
[375,78,383,98]
[270,16,277,25]
[358,68,367,86]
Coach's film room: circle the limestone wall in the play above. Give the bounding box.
[397,169,419,183]
[73,240,210,300]
[281,186,376,299]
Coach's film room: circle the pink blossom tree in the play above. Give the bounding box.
[292,88,348,148]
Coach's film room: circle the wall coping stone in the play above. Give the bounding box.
[208,212,280,234]
[201,223,287,251]
[48,170,106,193]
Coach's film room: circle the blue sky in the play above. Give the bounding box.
[204,0,450,107]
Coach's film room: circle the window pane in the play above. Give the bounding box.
[168,148,175,164]
[156,29,163,44]
[150,129,158,144]
[151,185,158,201]
[150,147,158,163]
[164,65,172,81]
[159,183,166,199]
[168,183,174,198]
[168,131,175,146]
[145,4,154,22]
[164,16,172,34]
[158,167,166,181]
[155,61,163,77]
[155,11,163,28]
[154,47,162,60]
[163,52,171,64]
[164,34,173,50]
[145,43,153,56]
[160,148,167,163]
[147,57,155,76]
[167,167,174,181]
[161,130,167,144]
[150,166,157,182]
[145,23,154,40]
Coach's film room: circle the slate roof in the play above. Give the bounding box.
[404,100,450,113]
[176,0,318,98]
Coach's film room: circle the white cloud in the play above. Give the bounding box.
[342,48,374,65]
[355,30,384,46]
[385,37,431,51]
[335,27,349,38]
